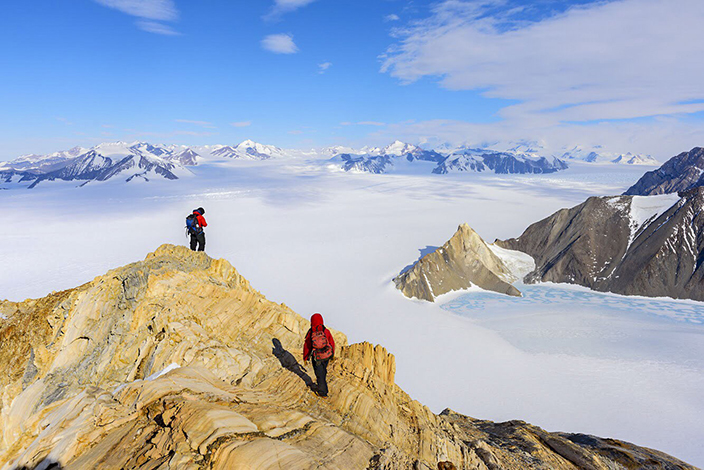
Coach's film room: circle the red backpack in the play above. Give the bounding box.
[311,328,333,360]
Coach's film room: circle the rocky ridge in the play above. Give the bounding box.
[625,147,704,196]
[497,188,704,301]
[394,224,523,302]
[0,245,697,469]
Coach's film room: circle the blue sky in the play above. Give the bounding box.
[2,0,704,159]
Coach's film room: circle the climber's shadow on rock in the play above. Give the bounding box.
[12,459,63,470]
[272,338,316,391]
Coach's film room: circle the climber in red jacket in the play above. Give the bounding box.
[188,207,208,252]
[303,313,335,397]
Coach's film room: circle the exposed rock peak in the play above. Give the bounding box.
[394,224,522,301]
[0,245,696,469]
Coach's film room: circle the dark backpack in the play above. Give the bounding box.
[186,213,201,235]
[311,327,333,360]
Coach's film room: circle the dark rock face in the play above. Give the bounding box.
[441,409,698,470]
[404,149,445,164]
[432,154,486,174]
[338,154,393,174]
[481,153,569,174]
[497,188,704,301]
[625,147,704,195]
[171,149,199,166]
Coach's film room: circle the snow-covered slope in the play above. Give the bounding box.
[209,140,286,160]
[328,141,445,174]
[558,146,659,165]
[611,153,659,165]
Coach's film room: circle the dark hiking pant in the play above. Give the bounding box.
[312,358,330,396]
[190,232,205,251]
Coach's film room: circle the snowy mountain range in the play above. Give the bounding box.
[328,142,569,175]
[0,139,289,189]
[556,146,659,165]
[0,138,664,189]
[432,148,569,174]
[329,141,446,174]
[0,142,193,189]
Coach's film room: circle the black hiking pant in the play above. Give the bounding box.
[190,232,205,252]
[312,358,329,396]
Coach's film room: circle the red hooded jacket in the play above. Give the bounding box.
[193,210,207,229]
[303,313,335,361]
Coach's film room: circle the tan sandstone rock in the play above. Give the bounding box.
[0,244,696,469]
[394,224,522,301]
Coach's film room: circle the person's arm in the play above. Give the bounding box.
[199,215,208,227]
[303,329,312,361]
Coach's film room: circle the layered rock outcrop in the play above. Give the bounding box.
[625,147,704,195]
[498,188,704,301]
[0,245,697,469]
[394,224,522,302]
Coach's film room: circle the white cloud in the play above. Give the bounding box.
[175,119,215,128]
[261,34,299,54]
[367,117,704,160]
[288,130,304,135]
[318,62,332,74]
[382,0,704,124]
[265,0,316,19]
[93,0,178,35]
[384,14,400,22]
[230,121,252,128]
[136,20,179,35]
[93,0,177,20]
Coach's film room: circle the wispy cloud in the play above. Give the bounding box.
[264,0,316,20]
[55,117,73,125]
[340,121,387,127]
[93,0,179,35]
[261,33,299,54]
[382,0,704,125]
[370,116,704,159]
[288,130,304,135]
[384,14,400,22]
[318,62,332,74]
[230,121,252,128]
[175,119,216,128]
[136,20,179,35]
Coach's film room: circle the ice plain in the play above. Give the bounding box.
[1,158,702,466]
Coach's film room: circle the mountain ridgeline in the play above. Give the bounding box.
[1,139,669,190]
[332,143,570,175]
[0,246,696,469]
[625,147,704,196]
[0,140,285,189]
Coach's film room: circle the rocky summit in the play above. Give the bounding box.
[0,245,697,469]
[625,147,704,196]
[394,224,522,302]
[498,188,704,301]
